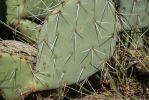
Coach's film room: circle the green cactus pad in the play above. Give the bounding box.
[0,0,59,42]
[0,52,33,99]
[24,0,59,18]
[1,0,149,99]
[16,19,42,42]
[119,0,149,29]
[0,40,38,99]
[6,0,24,24]
[36,0,117,90]
[4,0,59,24]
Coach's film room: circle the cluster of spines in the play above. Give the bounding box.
[0,0,149,99]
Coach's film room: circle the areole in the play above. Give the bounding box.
[0,0,149,99]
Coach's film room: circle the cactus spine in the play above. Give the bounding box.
[0,0,149,99]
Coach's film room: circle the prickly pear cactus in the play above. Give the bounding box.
[0,0,117,99]
[0,0,59,42]
[16,19,42,41]
[116,0,149,29]
[5,0,59,24]
[0,40,38,99]
[0,52,33,99]
[36,0,116,89]
[0,0,149,99]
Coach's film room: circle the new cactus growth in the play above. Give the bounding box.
[0,0,149,99]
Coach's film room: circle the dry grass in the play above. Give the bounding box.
[23,28,149,100]
[0,17,149,100]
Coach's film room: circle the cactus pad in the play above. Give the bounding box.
[36,0,117,90]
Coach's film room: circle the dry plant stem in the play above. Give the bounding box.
[0,40,37,63]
